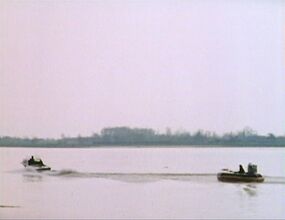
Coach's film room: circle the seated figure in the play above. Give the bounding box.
[239,164,245,174]
[28,156,44,166]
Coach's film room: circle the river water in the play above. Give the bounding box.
[0,147,284,219]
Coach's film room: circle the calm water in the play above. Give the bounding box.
[0,147,284,219]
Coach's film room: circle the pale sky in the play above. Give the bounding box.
[0,0,284,138]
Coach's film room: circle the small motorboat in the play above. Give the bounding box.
[22,156,51,172]
[217,163,264,183]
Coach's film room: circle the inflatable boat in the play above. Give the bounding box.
[22,156,51,172]
[217,163,264,183]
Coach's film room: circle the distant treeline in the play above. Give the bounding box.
[0,126,284,147]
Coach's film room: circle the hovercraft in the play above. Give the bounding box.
[217,163,264,183]
[22,156,51,172]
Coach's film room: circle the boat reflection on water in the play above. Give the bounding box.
[242,184,258,197]
[217,163,264,183]
[22,173,43,182]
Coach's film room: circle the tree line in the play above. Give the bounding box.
[0,126,284,147]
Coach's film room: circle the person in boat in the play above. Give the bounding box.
[238,164,245,174]
[28,156,44,166]
[28,156,35,165]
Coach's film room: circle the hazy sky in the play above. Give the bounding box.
[0,0,284,138]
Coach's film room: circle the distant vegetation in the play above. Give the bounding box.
[0,126,284,147]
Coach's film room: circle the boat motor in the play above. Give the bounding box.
[247,163,257,175]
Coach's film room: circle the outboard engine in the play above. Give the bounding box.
[247,163,257,175]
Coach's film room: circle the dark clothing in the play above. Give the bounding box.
[28,156,44,166]
[28,156,34,165]
[239,165,245,174]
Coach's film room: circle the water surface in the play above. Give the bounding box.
[0,147,284,219]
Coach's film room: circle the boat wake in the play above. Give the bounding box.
[263,176,285,184]
[19,168,285,184]
[48,170,217,183]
